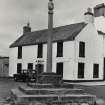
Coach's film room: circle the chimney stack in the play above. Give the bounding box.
[94,3,105,17]
[23,22,31,34]
[84,8,94,23]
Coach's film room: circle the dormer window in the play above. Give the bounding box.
[57,41,63,57]
[18,46,22,59]
[37,44,43,58]
[79,41,85,57]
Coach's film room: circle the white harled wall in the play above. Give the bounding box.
[9,41,75,78]
[75,23,104,80]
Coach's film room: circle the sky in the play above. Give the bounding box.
[0,0,105,56]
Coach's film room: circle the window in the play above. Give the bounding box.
[104,58,105,80]
[78,63,84,78]
[57,42,63,57]
[79,41,85,57]
[37,44,43,58]
[18,46,22,59]
[56,62,63,77]
[17,63,22,73]
[93,64,99,78]
[28,63,33,70]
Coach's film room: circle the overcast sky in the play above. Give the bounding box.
[0,0,105,56]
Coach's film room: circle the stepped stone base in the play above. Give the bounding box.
[11,88,96,105]
[10,73,96,105]
[10,84,96,105]
[19,85,84,95]
[37,73,63,85]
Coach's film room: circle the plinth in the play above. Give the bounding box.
[10,73,96,105]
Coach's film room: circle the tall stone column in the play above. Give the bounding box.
[46,0,54,73]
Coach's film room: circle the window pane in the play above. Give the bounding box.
[93,64,99,78]
[17,63,22,73]
[57,42,63,57]
[37,44,43,58]
[18,46,22,59]
[78,63,84,78]
[56,62,63,77]
[28,63,33,70]
[79,42,85,57]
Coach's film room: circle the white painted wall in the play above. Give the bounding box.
[75,23,104,80]
[9,41,75,78]
[9,47,18,76]
[95,16,105,33]
[9,44,47,76]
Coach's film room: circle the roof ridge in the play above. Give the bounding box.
[10,22,86,48]
[27,22,85,34]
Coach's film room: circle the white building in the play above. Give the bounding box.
[9,4,105,82]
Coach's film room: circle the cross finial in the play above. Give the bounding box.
[48,0,54,11]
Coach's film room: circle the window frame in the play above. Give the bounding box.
[37,43,43,58]
[28,63,33,70]
[17,63,22,74]
[79,41,85,58]
[18,46,22,59]
[78,62,85,78]
[57,41,63,57]
[56,62,63,77]
[93,64,99,78]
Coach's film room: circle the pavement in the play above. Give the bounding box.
[65,81,105,86]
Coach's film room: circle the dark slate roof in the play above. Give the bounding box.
[10,22,87,48]
[98,30,105,35]
[0,56,9,59]
[94,3,105,9]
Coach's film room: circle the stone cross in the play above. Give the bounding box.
[46,0,54,73]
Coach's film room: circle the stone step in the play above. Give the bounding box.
[11,88,96,105]
[19,85,85,95]
[27,83,54,88]
[27,82,74,88]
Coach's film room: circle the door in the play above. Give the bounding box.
[56,62,63,77]
[35,64,44,74]
[28,63,33,70]
[78,63,84,78]
[17,63,22,73]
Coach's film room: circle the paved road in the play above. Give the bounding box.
[0,78,25,105]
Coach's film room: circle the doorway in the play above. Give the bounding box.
[56,62,63,77]
[35,64,44,74]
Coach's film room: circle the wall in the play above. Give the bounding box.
[75,23,104,80]
[9,47,18,76]
[0,57,9,77]
[9,44,47,76]
[95,16,105,33]
[9,41,75,78]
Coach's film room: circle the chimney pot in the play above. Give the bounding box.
[23,22,31,34]
[84,8,94,23]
